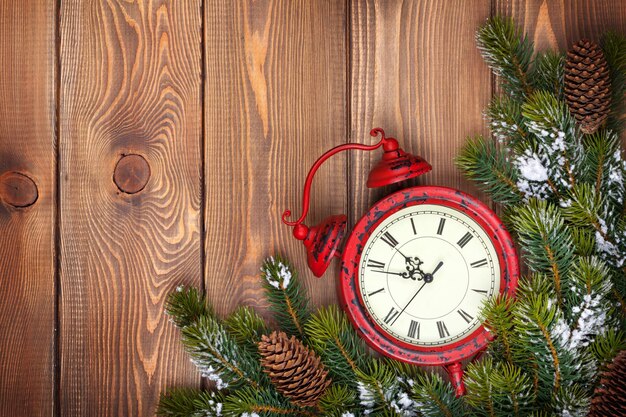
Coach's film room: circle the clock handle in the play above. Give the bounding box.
[445,362,466,397]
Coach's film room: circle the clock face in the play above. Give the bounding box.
[340,186,518,365]
[358,204,501,347]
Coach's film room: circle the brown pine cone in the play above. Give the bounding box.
[564,39,611,134]
[588,350,626,417]
[258,331,331,407]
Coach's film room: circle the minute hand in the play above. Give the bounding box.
[391,280,427,325]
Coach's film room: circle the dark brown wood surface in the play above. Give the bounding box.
[349,0,493,223]
[204,0,348,317]
[0,0,624,415]
[0,1,56,416]
[58,1,202,415]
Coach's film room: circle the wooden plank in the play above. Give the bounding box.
[496,0,626,52]
[349,0,493,223]
[204,0,348,316]
[0,1,56,416]
[59,1,202,415]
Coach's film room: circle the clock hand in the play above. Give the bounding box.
[369,270,406,277]
[421,261,443,283]
[390,280,428,325]
[431,261,444,275]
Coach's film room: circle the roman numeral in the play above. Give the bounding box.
[380,232,399,248]
[437,321,450,338]
[472,289,489,295]
[366,259,385,270]
[457,232,473,248]
[470,258,488,268]
[457,309,474,323]
[437,218,446,235]
[384,307,400,325]
[368,288,385,297]
[410,218,417,235]
[408,320,420,339]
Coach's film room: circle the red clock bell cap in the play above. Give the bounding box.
[302,214,347,277]
[367,144,432,188]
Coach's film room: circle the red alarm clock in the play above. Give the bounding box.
[282,128,519,396]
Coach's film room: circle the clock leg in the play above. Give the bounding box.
[445,362,465,397]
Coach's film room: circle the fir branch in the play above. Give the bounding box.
[562,257,612,345]
[486,95,531,152]
[465,359,535,417]
[510,200,575,304]
[456,136,524,204]
[582,131,626,211]
[410,372,466,417]
[531,51,565,99]
[181,314,265,390]
[602,31,626,134]
[512,277,581,401]
[571,227,597,257]
[354,360,419,417]
[590,328,626,367]
[480,295,518,364]
[223,387,317,417]
[304,306,368,386]
[553,384,591,417]
[521,91,582,192]
[318,385,359,417]
[157,388,225,417]
[262,257,310,340]
[224,306,268,354]
[166,286,211,329]
[562,183,604,229]
[476,17,534,99]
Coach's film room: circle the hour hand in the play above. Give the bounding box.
[404,256,425,279]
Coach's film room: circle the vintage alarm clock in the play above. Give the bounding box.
[282,128,519,395]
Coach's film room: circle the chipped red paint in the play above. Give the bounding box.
[339,186,519,375]
[304,215,347,277]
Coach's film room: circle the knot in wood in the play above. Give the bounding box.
[0,171,38,208]
[114,154,150,194]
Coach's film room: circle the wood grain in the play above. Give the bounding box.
[59,1,202,415]
[204,0,348,318]
[0,1,56,415]
[349,0,493,224]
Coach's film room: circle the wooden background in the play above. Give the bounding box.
[0,0,624,415]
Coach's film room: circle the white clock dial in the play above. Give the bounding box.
[358,204,500,347]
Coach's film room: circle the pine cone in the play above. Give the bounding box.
[588,350,626,417]
[258,331,331,407]
[564,39,611,134]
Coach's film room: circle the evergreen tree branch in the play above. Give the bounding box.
[531,51,565,99]
[181,314,265,390]
[304,306,368,386]
[456,136,524,204]
[224,306,269,354]
[224,387,317,417]
[521,91,582,192]
[262,257,310,340]
[481,295,518,364]
[476,17,534,98]
[166,286,211,329]
[411,372,465,417]
[510,201,575,305]
[157,388,225,417]
[602,31,626,134]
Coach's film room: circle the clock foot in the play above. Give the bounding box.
[445,362,465,397]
